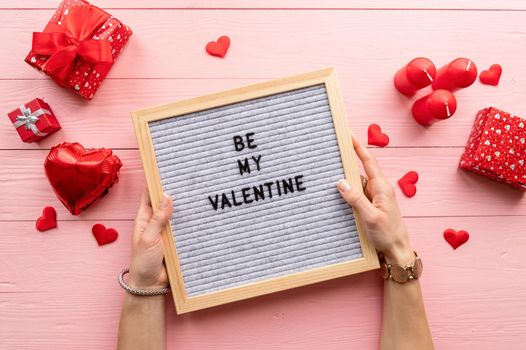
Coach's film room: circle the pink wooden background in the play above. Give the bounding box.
[1,1,526,349]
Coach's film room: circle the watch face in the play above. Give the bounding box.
[390,265,409,283]
[413,257,423,278]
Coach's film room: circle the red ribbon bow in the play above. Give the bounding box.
[32,5,114,87]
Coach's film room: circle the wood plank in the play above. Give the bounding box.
[1,216,525,349]
[2,0,526,10]
[0,220,134,293]
[2,76,525,149]
[0,148,524,222]
[2,10,526,80]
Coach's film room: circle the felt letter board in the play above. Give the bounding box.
[132,68,379,313]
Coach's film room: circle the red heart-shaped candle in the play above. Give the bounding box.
[367,123,390,147]
[479,64,502,86]
[44,142,122,215]
[36,206,57,231]
[443,228,469,249]
[92,223,119,246]
[398,171,419,198]
[206,35,230,58]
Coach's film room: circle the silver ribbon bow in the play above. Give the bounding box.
[13,105,51,137]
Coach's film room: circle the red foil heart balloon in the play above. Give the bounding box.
[44,142,122,215]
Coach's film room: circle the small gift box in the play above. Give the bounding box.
[25,0,132,100]
[7,98,61,143]
[459,107,526,190]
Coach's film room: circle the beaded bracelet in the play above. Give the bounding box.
[118,268,170,296]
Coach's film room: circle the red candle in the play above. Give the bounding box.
[411,89,457,126]
[394,57,436,96]
[432,58,477,92]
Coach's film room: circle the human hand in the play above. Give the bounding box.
[337,136,414,265]
[128,189,173,289]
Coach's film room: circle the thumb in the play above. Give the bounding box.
[142,193,173,244]
[337,179,377,222]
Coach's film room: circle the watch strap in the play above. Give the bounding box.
[379,251,423,283]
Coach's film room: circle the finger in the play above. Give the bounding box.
[138,188,153,219]
[352,136,385,180]
[133,189,154,236]
[364,181,374,200]
[360,175,374,201]
[141,194,173,245]
[337,179,378,222]
[360,175,367,190]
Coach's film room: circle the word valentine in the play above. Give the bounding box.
[208,175,306,210]
[207,132,307,211]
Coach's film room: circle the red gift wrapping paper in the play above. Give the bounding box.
[459,107,526,191]
[25,0,132,100]
[7,98,61,143]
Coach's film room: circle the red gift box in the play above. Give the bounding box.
[459,107,526,190]
[7,98,61,143]
[25,0,132,100]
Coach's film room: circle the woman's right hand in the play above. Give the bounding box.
[337,136,414,265]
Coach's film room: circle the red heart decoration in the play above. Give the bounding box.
[92,223,118,246]
[479,64,502,86]
[443,228,469,249]
[367,123,390,147]
[206,35,230,58]
[398,171,419,198]
[35,206,57,231]
[44,142,122,215]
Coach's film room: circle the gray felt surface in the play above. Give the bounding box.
[149,84,362,296]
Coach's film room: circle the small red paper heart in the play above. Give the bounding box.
[36,206,57,232]
[367,123,390,147]
[479,64,502,86]
[206,35,230,58]
[398,171,419,198]
[443,228,469,249]
[92,224,118,246]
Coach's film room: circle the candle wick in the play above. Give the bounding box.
[466,60,472,71]
[445,102,451,117]
[424,69,433,83]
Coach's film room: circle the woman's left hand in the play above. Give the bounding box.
[128,189,173,289]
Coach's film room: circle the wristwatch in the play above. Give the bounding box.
[379,251,423,283]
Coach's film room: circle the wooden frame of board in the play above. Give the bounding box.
[132,68,379,314]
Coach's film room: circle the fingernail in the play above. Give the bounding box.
[160,194,170,208]
[337,179,351,193]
